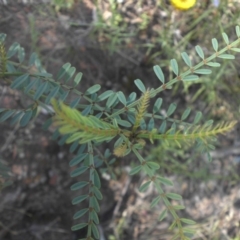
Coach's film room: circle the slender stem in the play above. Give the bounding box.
[87,142,94,238]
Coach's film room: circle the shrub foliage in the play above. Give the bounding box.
[0,26,240,240]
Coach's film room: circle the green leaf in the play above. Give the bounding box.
[130,165,142,175]
[69,153,88,167]
[65,133,82,145]
[206,151,212,162]
[45,85,60,104]
[195,45,204,59]
[182,75,199,81]
[173,205,185,210]
[180,218,196,225]
[71,223,88,231]
[33,81,48,100]
[117,91,127,105]
[77,144,87,155]
[71,181,89,191]
[11,74,29,89]
[182,227,196,234]
[58,134,70,146]
[91,223,100,239]
[10,111,23,125]
[95,112,103,119]
[211,38,218,51]
[97,90,113,101]
[236,25,240,38]
[70,97,81,108]
[64,66,76,82]
[93,170,101,188]
[51,129,60,141]
[90,210,99,224]
[193,111,202,124]
[134,79,146,93]
[92,186,103,200]
[127,112,135,124]
[170,122,176,134]
[37,72,52,78]
[127,92,137,104]
[153,65,165,84]
[106,93,117,107]
[171,233,182,240]
[82,105,92,116]
[7,62,16,73]
[70,166,89,177]
[194,69,212,74]
[20,110,32,127]
[18,47,25,63]
[181,52,192,67]
[69,141,79,153]
[114,137,123,149]
[7,42,19,58]
[217,54,235,59]
[85,84,101,95]
[181,107,191,121]
[31,105,38,119]
[60,90,69,101]
[153,98,162,113]
[34,58,42,70]
[222,32,229,45]
[73,72,83,87]
[72,195,88,205]
[159,120,166,133]
[73,208,89,219]
[24,78,39,93]
[0,33,6,42]
[91,196,100,212]
[167,103,177,117]
[206,62,220,67]
[170,59,179,76]
[147,118,154,131]
[29,52,38,65]
[139,181,151,192]
[159,209,168,221]
[150,196,161,208]
[116,119,131,127]
[147,161,160,170]
[204,119,214,127]
[157,176,173,186]
[0,110,15,122]
[140,119,146,130]
[57,62,71,80]
[42,118,52,131]
[166,193,182,200]
[230,48,240,52]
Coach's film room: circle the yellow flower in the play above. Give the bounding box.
[170,0,196,10]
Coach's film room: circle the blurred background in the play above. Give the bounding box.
[1,0,240,239]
